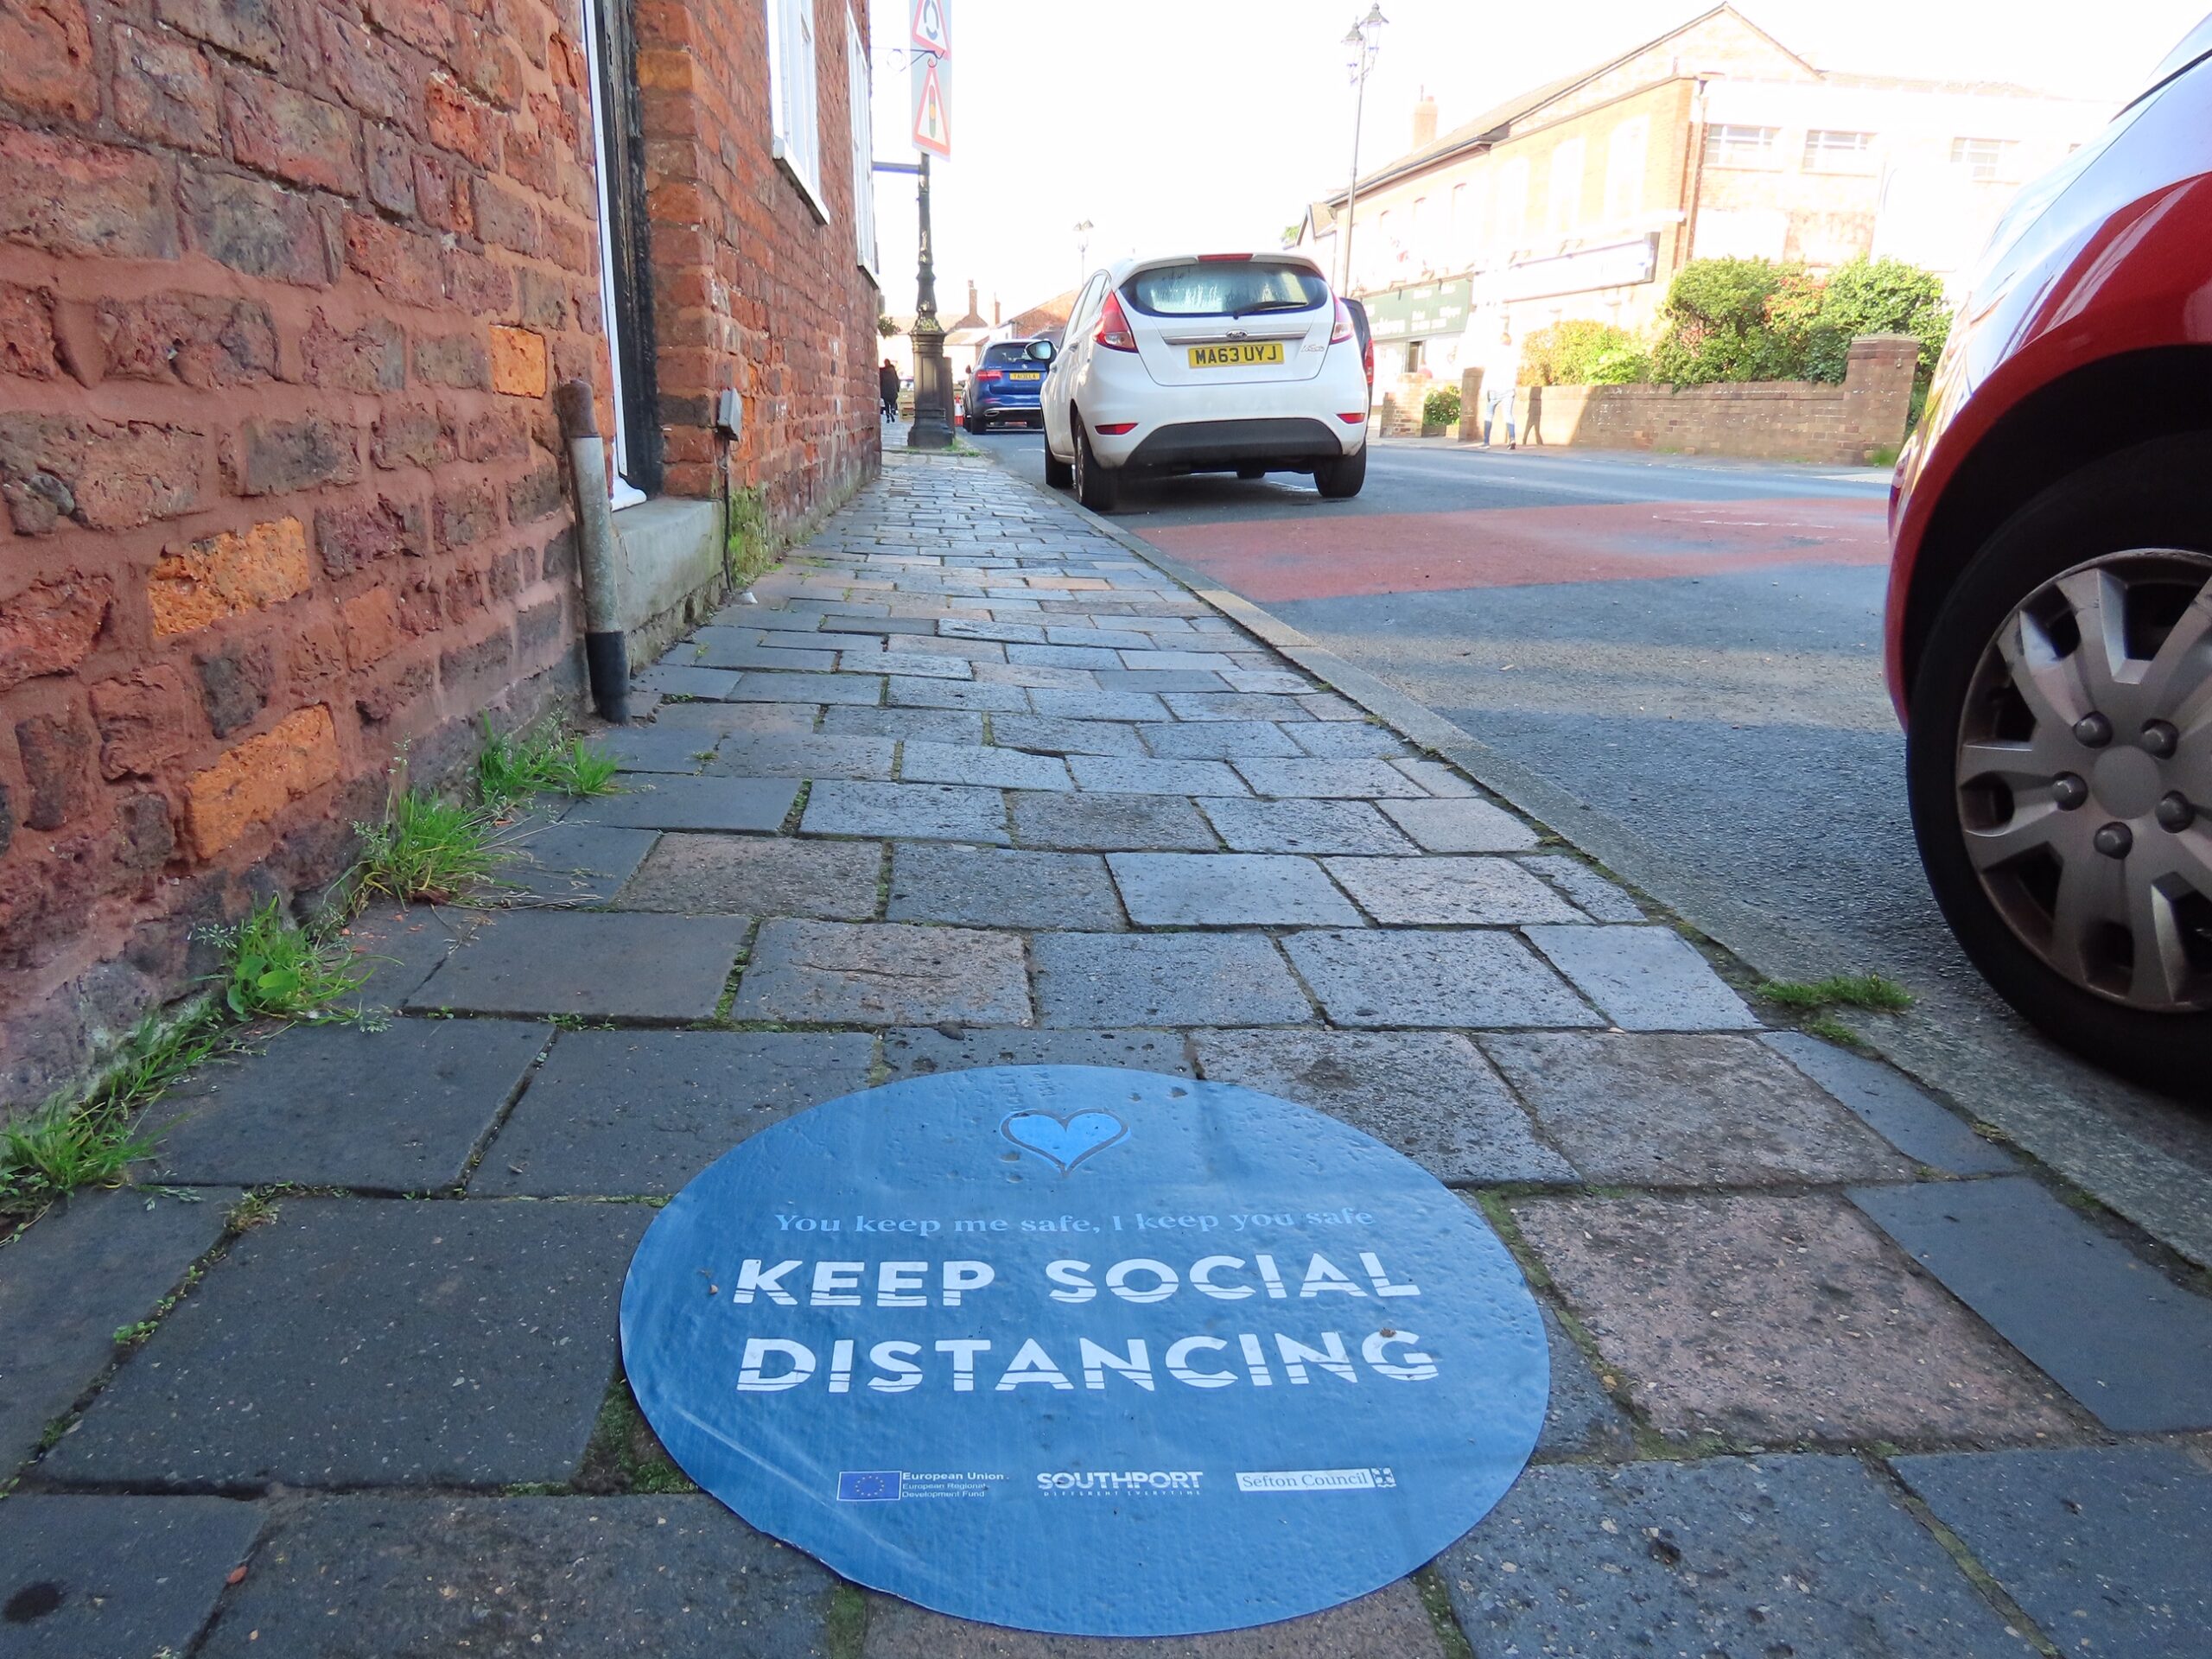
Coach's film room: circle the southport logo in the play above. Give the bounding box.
[1000,1109,1128,1174]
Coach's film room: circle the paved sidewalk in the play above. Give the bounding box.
[3,451,2209,1657]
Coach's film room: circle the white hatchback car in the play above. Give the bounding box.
[1039,253,1370,512]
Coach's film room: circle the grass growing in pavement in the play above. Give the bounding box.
[353,785,504,906]
[1758,973,1915,1014]
[477,719,621,809]
[214,897,372,1022]
[576,1377,696,1495]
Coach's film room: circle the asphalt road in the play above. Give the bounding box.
[975,426,2212,1252]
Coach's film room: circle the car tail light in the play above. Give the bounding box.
[1362,337,1375,386]
[1331,299,1354,344]
[975,370,1003,383]
[1094,290,1138,352]
[1336,412,1367,424]
[1196,252,1253,262]
[1094,421,1137,435]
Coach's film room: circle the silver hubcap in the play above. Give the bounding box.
[1955,549,2212,1011]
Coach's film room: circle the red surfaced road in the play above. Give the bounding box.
[1140,496,1890,604]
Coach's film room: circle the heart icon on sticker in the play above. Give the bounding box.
[1000,1109,1128,1174]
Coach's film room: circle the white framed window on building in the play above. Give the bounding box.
[1803,129,1874,171]
[766,0,825,219]
[1447,181,1467,260]
[1548,137,1585,232]
[845,4,877,280]
[1409,195,1427,267]
[581,0,653,503]
[1708,123,1777,168]
[1494,156,1529,246]
[1603,117,1648,222]
[1951,137,2015,181]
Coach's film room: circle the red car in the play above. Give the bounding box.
[1886,16,2212,1094]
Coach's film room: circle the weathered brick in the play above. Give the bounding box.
[454,405,527,461]
[0,128,177,261]
[15,703,100,830]
[365,0,450,56]
[434,478,499,550]
[315,495,427,575]
[181,170,330,286]
[0,414,204,534]
[181,703,340,855]
[412,329,489,390]
[371,403,451,470]
[496,0,547,67]
[424,75,498,167]
[538,525,575,582]
[506,461,563,525]
[194,640,274,737]
[489,325,547,397]
[0,574,111,693]
[226,75,363,196]
[98,293,278,388]
[512,266,569,330]
[355,657,429,722]
[88,666,194,778]
[1,0,97,119]
[301,313,405,393]
[438,627,511,698]
[288,614,346,685]
[110,22,219,152]
[148,516,311,637]
[238,415,361,497]
[472,175,539,256]
[451,14,520,107]
[502,124,557,197]
[0,780,11,857]
[155,0,279,68]
[117,790,176,874]
[365,128,416,217]
[412,149,461,232]
[442,246,513,316]
[1,283,60,379]
[318,7,410,125]
[516,594,563,653]
[342,213,442,309]
[340,586,400,667]
[543,212,594,275]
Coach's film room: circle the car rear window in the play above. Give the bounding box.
[1122,262,1329,318]
[982,343,1035,366]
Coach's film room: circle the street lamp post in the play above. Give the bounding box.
[907,149,954,450]
[1073,219,1094,286]
[1338,4,1387,297]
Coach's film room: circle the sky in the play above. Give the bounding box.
[864,0,2204,322]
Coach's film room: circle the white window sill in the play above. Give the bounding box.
[772,142,830,225]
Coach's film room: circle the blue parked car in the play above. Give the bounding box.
[962,339,1053,433]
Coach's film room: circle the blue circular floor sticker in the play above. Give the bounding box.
[621,1065,1548,1637]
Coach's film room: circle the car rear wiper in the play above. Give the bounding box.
[1231,300,1316,316]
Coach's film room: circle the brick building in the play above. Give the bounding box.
[0,0,883,1107]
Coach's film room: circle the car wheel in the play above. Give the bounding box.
[962,410,978,434]
[1074,419,1120,513]
[1314,443,1366,500]
[1043,429,1073,488]
[1236,463,1267,480]
[1907,433,2212,1095]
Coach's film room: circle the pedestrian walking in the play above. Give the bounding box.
[880,359,901,423]
[1480,328,1519,449]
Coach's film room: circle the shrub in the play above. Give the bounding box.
[1519,320,1646,386]
[1422,386,1460,427]
[1649,255,1952,390]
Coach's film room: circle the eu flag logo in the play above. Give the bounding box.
[836,1471,903,1502]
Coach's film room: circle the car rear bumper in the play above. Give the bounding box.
[1125,417,1349,471]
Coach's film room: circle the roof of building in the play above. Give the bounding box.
[1000,289,1078,339]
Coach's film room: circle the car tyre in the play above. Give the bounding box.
[1074,419,1120,513]
[1906,433,2212,1096]
[1314,443,1367,500]
[1043,433,1073,488]
[1236,463,1267,480]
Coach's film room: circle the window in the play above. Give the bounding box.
[1069,272,1108,333]
[1122,261,1329,317]
[581,0,656,499]
[766,0,823,218]
[1604,118,1648,221]
[1448,182,1467,256]
[846,5,876,277]
[1708,123,1777,168]
[1803,129,1874,171]
[1409,195,1427,265]
[1951,137,2014,181]
[1548,137,1585,232]
[1494,156,1529,245]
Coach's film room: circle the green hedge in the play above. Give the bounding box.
[1422,386,1461,427]
[1648,255,1950,391]
[1520,320,1648,386]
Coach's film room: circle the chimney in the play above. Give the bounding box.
[967,279,978,315]
[994,296,1001,326]
[1412,90,1438,149]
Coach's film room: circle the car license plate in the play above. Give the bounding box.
[1188,342,1285,368]
[1009,372,1040,381]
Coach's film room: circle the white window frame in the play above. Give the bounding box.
[845,3,877,282]
[766,0,827,222]
[1804,129,1875,172]
[580,0,646,508]
[1604,117,1649,222]
[1951,137,2014,182]
[1708,123,1778,168]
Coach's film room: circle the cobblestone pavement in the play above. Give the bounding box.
[3,452,2209,1657]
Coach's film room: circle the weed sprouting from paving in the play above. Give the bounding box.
[477,718,622,808]
[576,1375,696,1495]
[353,782,503,906]
[825,1582,871,1659]
[1413,1563,1477,1659]
[1804,1014,1869,1049]
[1759,973,1915,1014]
[225,1192,281,1235]
[213,898,372,1023]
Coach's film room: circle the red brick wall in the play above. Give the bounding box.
[0,0,616,1106]
[637,0,880,531]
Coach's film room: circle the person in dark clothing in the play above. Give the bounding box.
[880,359,900,422]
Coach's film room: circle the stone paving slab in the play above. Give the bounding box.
[406,911,749,1021]
[563,773,800,832]
[342,903,479,1010]
[733,670,884,704]
[891,676,1031,712]
[196,1496,834,1658]
[1440,1456,2021,1658]
[476,1029,874,1195]
[1033,933,1311,1027]
[1107,853,1363,927]
[1192,1029,1573,1185]
[861,1579,1445,1657]
[1285,723,1408,758]
[990,715,1149,755]
[881,1027,1193,1081]
[496,822,658,905]
[0,1495,264,1659]
[903,740,1074,791]
[148,1019,546,1192]
[1515,1192,2075,1444]
[822,704,986,742]
[1232,758,1431,798]
[1284,930,1599,1028]
[1198,798,1420,855]
[1030,687,1172,721]
[0,1188,238,1475]
[47,1198,647,1488]
[1763,1031,2018,1176]
[1850,1177,2212,1433]
[1135,720,1301,760]
[801,779,1011,843]
[1067,754,1249,796]
[888,844,1126,929]
[1375,796,1541,853]
[1164,692,1315,721]
[1520,853,1644,922]
[734,919,1032,1026]
[708,732,899,780]
[1524,924,1759,1031]
[1323,855,1583,925]
[636,663,739,699]
[616,833,883,918]
[1482,1033,1910,1185]
[1894,1445,2212,1659]
[1009,790,1218,850]
[1532,1302,1641,1457]
[594,727,713,772]
[650,698,822,734]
